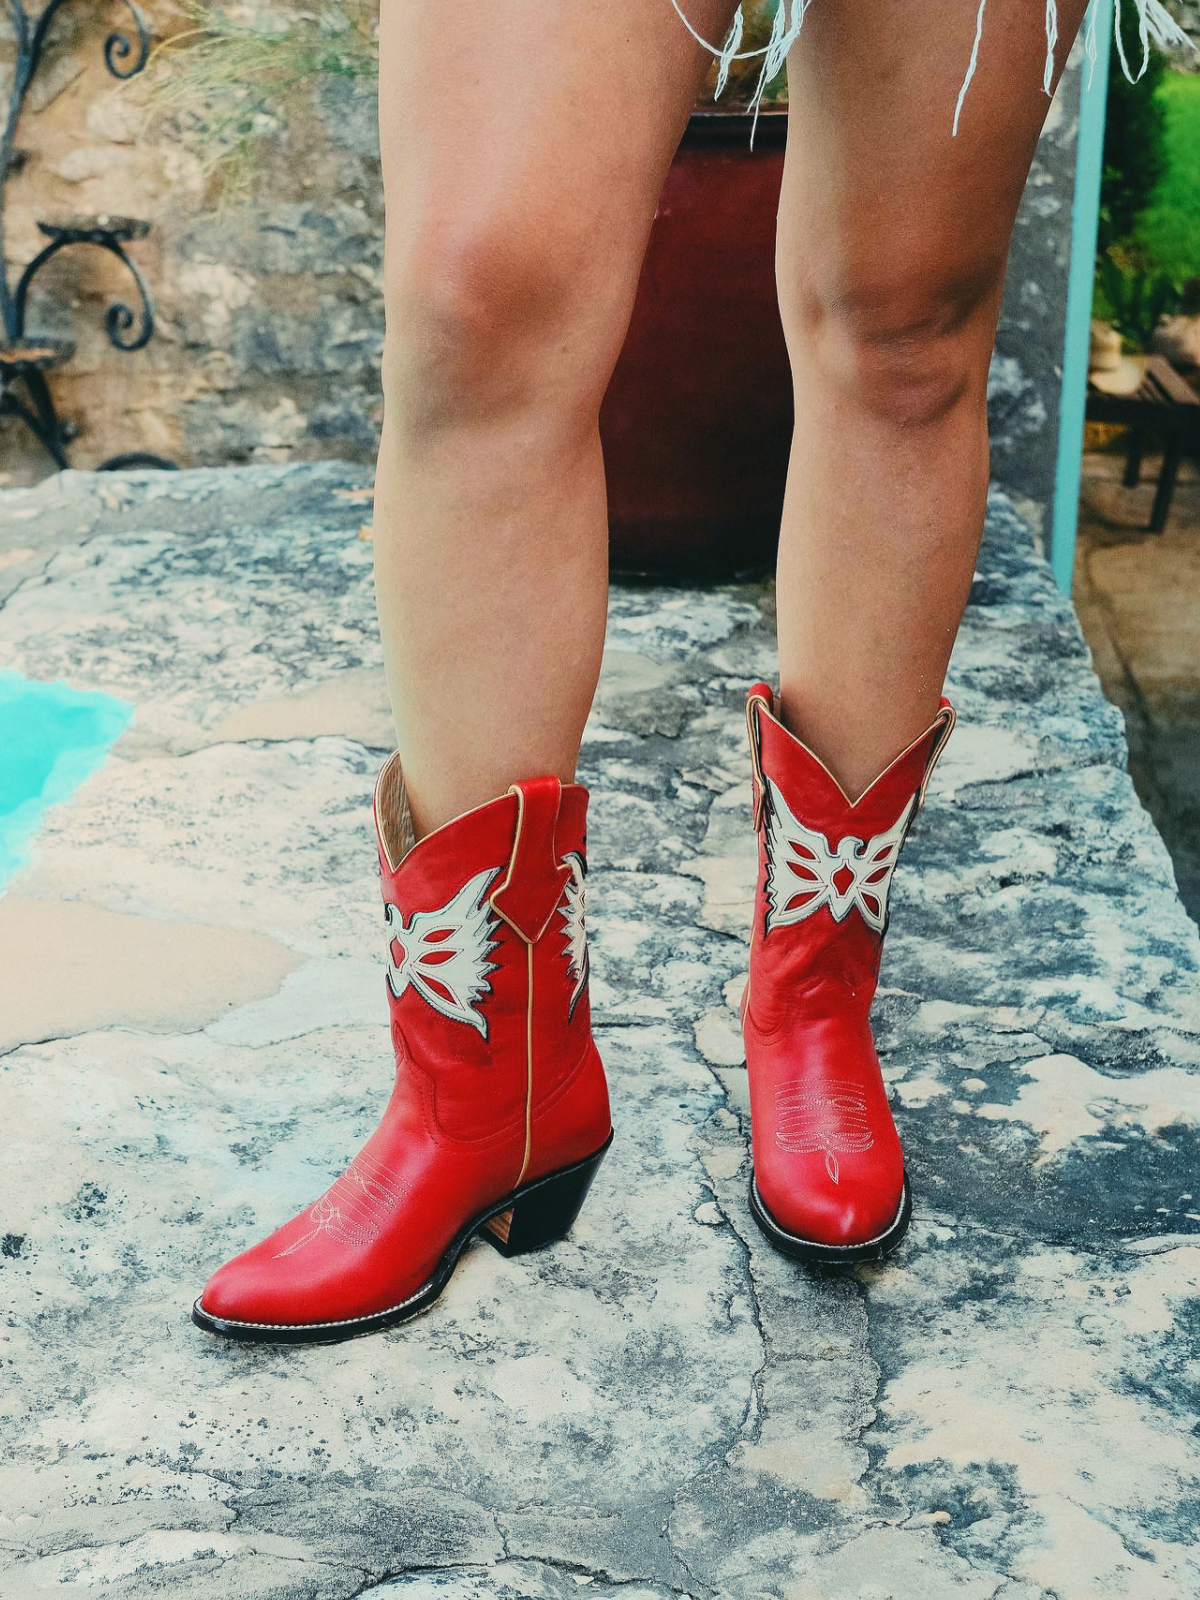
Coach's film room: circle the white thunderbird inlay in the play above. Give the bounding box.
[764,779,915,934]
[384,868,501,1036]
[560,851,588,1019]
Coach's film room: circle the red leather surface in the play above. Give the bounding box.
[198,769,611,1331]
[490,777,575,944]
[742,684,953,1246]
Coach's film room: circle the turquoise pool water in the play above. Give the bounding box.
[0,670,133,889]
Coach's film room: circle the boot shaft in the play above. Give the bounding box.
[373,758,598,1151]
[744,684,955,1005]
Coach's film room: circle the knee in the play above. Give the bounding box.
[781,247,1006,429]
[381,211,622,441]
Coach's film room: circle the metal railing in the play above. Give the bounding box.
[0,0,175,469]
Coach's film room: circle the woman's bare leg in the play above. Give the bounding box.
[774,0,1090,797]
[374,0,740,837]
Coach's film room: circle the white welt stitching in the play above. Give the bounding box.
[195,1275,431,1331]
[752,1172,907,1249]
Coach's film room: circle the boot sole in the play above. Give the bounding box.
[748,1166,912,1265]
[191,1129,614,1346]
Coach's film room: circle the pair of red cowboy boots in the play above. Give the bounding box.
[193,686,954,1343]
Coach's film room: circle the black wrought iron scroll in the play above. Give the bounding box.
[0,0,175,469]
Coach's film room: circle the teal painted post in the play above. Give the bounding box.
[1050,0,1114,594]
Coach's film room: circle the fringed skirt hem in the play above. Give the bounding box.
[669,0,1197,147]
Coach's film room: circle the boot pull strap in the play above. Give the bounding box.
[745,687,773,834]
[489,777,574,944]
[915,700,957,812]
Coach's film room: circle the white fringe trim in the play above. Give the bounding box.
[668,0,1199,143]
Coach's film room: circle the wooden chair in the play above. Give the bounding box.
[1086,354,1200,534]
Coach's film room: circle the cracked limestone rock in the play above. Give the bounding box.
[0,462,1197,1599]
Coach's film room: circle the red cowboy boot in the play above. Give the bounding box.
[193,757,613,1343]
[741,684,955,1263]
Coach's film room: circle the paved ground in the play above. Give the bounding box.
[1075,448,1200,921]
[2,462,1199,1600]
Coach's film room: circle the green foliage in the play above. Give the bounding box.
[144,3,377,196]
[1099,9,1170,254]
[1095,10,1200,353]
[1129,73,1200,286]
[1096,254,1181,352]
[697,1,790,109]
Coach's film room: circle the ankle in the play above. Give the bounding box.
[775,690,943,801]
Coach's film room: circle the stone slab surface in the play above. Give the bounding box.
[1,462,1197,1599]
[1074,451,1200,919]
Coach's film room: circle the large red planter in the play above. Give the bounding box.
[602,108,792,583]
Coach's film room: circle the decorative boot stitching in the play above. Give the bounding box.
[773,1078,874,1185]
[273,1150,411,1258]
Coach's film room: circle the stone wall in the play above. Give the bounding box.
[2,2,385,482]
[0,4,1099,540]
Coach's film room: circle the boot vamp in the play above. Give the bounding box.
[198,1080,521,1331]
[748,907,880,1038]
[745,985,905,1247]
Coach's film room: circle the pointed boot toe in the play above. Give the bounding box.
[193,1236,295,1334]
[749,1156,912,1263]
